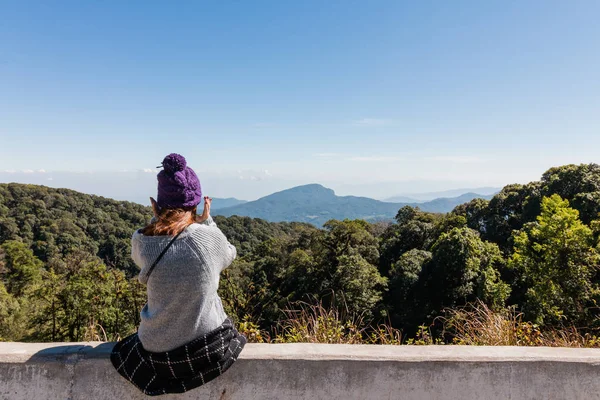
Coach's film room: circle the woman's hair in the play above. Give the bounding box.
[141,206,197,236]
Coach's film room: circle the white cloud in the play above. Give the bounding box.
[238,174,263,181]
[2,169,48,174]
[264,170,272,176]
[142,168,158,173]
[427,156,488,164]
[47,177,53,181]
[347,156,402,162]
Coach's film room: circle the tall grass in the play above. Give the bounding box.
[237,299,600,347]
[275,300,403,344]
[441,300,600,348]
[274,300,364,344]
[236,299,403,344]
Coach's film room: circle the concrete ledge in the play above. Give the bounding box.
[2,343,600,399]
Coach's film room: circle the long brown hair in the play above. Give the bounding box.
[141,206,197,236]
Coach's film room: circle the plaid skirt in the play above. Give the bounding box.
[110,318,246,396]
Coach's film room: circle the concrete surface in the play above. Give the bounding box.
[2,342,600,399]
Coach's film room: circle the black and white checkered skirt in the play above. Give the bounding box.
[110,318,246,396]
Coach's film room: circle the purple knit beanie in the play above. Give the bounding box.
[156,153,202,209]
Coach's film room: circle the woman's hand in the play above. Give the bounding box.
[150,197,160,221]
[196,196,212,222]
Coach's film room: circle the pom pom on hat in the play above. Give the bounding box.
[160,153,187,174]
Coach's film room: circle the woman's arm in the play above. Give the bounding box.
[188,196,237,272]
[196,196,213,224]
[221,239,237,271]
[188,226,237,272]
[131,233,147,283]
[199,197,236,269]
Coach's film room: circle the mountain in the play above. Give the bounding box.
[211,197,247,210]
[416,192,494,211]
[213,184,400,225]
[385,187,500,202]
[212,184,492,225]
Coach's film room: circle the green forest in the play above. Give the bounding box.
[1,163,599,345]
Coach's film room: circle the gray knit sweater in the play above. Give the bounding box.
[131,216,237,353]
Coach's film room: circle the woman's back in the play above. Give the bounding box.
[132,218,237,353]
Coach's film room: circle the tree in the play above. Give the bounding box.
[541,164,600,201]
[31,266,63,341]
[395,206,419,225]
[0,183,150,277]
[0,240,43,297]
[452,198,490,234]
[332,254,387,316]
[315,220,387,317]
[483,183,541,252]
[0,281,24,341]
[421,227,510,321]
[509,195,600,326]
[572,191,600,225]
[541,164,600,224]
[0,241,45,341]
[379,207,440,276]
[225,219,389,331]
[386,249,432,328]
[30,251,142,342]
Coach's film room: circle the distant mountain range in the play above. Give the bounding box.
[211,197,248,210]
[384,187,500,203]
[212,184,494,226]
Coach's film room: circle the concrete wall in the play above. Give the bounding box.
[2,342,600,399]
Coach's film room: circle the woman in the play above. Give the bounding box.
[111,153,246,396]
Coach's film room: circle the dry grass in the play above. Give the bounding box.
[83,319,109,342]
[224,299,600,347]
[274,300,367,344]
[274,300,402,345]
[440,300,600,348]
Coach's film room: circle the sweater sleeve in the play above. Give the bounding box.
[199,215,217,227]
[131,231,146,282]
[222,240,237,271]
[188,224,237,272]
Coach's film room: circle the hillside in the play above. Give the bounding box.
[211,197,248,210]
[0,184,307,275]
[385,187,500,202]
[212,184,400,225]
[0,183,149,275]
[213,184,493,225]
[414,192,495,212]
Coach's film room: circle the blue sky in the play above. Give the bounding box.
[1,1,599,201]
